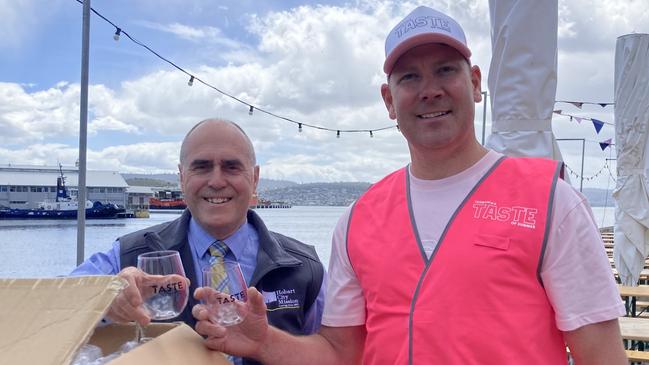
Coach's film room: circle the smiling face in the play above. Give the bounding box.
[178,120,259,239]
[381,43,482,157]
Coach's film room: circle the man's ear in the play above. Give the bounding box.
[381,83,397,120]
[178,164,185,192]
[253,165,260,189]
[470,65,483,103]
[250,165,260,206]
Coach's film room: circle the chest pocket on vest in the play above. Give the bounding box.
[473,234,510,251]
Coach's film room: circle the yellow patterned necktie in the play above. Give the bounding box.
[208,241,237,364]
[208,240,230,293]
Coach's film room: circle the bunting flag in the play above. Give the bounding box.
[599,138,612,151]
[555,100,614,108]
[592,119,605,134]
[574,116,583,123]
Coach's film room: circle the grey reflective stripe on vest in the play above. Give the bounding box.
[405,166,428,264]
[345,200,358,275]
[407,156,507,365]
[536,161,563,286]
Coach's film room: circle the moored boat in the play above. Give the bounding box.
[0,165,125,219]
[149,189,186,209]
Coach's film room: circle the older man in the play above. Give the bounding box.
[72,119,325,365]
[191,6,627,365]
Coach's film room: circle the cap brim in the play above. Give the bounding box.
[383,33,472,74]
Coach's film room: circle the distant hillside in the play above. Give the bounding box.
[123,173,298,192]
[260,182,371,206]
[123,172,614,208]
[257,179,298,192]
[582,188,615,207]
[123,173,179,186]
[125,177,177,187]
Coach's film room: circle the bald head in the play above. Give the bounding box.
[179,118,256,167]
[178,118,260,239]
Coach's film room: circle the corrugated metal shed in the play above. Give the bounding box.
[0,165,128,187]
[126,186,155,194]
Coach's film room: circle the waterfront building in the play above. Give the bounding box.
[0,164,128,209]
[125,185,154,211]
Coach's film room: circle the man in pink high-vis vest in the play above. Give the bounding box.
[192,6,627,364]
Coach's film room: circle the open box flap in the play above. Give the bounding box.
[0,276,126,365]
[97,323,231,365]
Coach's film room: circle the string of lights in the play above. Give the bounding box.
[564,162,611,182]
[73,1,619,139]
[73,0,397,137]
[604,159,617,183]
[598,156,615,225]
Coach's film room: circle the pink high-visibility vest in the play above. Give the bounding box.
[347,157,566,365]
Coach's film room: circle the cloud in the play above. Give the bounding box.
[0,142,181,173]
[93,142,181,172]
[558,0,649,53]
[90,116,140,135]
[0,82,78,145]
[1,0,645,187]
[137,20,244,49]
[0,82,147,145]
[0,0,38,49]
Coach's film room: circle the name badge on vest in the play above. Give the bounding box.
[262,288,301,311]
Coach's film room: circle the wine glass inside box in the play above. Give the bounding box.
[87,322,179,355]
[83,321,232,365]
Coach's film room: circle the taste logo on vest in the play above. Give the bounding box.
[472,200,537,229]
[262,288,301,311]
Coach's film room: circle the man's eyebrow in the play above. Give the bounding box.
[188,159,212,167]
[221,158,244,167]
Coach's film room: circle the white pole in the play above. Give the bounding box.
[77,0,90,265]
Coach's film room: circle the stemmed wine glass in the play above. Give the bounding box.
[135,250,189,342]
[201,259,248,326]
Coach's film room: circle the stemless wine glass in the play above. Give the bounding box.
[135,250,189,341]
[201,259,248,326]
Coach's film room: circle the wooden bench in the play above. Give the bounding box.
[567,348,649,363]
[626,349,649,362]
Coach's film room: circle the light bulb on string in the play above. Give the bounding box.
[249,105,254,116]
[369,131,374,138]
[78,4,411,140]
[298,123,302,133]
[396,125,400,132]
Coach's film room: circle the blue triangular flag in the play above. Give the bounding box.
[599,138,612,151]
[592,119,604,134]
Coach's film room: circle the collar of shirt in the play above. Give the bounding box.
[187,217,259,285]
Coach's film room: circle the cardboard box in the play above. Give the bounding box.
[0,276,231,365]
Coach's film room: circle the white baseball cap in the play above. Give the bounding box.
[383,6,471,74]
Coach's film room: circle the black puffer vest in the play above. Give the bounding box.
[118,210,324,365]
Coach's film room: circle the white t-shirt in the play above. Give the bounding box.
[322,150,625,332]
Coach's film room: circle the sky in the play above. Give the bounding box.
[0,0,647,190]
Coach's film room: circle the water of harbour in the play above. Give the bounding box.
[0,206,346,278]
[0,206,615,278]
